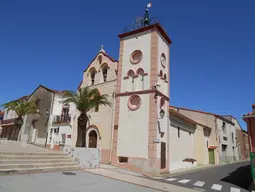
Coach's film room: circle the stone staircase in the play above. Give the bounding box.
[0,141,80,175]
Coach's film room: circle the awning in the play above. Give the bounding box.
[208,145,218,149]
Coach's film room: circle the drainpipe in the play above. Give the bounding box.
[214,116,220,164]
[109,91,116,164]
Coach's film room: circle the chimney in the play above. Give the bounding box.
[252,104,255,113]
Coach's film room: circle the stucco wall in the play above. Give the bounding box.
[46,94,77,147]
[117,94,150,158]
[3,109,18,120]
[21,86,53,144]
[81,51,117,88]
[194,125,206,165]
[175,109,219,164]
[84,81,116,151]
[121,31,151,92]
[169,114,196,171]
[216,118,238,163]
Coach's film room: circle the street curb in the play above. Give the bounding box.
[83,169,198,192]
[82,169,167,192]
[152,160,249,179]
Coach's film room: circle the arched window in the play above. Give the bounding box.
[136,68,145,90]
[127,69,135,91]
[62,103,70,122]
[101,63,109,82]
[88,130,98,148]
[127,69,135,77]
[159,70,163,77]
[137,68,144,76]
[163,74,167,81]
[89,68,96,85]
[98,55,102,65]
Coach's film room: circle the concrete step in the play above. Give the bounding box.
[0,155,70,160]
[0,162,78,169]
[0,165,80,175]
[0,151,66,156]
[0,159,72,164]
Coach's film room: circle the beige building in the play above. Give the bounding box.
[169,108,212,166]
[77,46,118,163]
[171,106,239,164]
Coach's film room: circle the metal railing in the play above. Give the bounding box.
[0,118,17,125]
[52,115,71,124]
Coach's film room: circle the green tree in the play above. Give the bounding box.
[64,87,111,147]
[1,98,37,140]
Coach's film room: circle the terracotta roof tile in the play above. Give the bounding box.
[170,105,235,126]
[169,108,211,130]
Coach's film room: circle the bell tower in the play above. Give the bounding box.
[111,4,172,175]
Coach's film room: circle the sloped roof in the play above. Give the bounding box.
[170,106,235,126]
[169,108,211,131]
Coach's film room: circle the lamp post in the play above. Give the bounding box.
[44,109,50,147]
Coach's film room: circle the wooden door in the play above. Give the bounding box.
[161,142,166,169]
[209,149,215,164]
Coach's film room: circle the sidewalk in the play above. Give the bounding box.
[84,168,198,192]
[153,160,250,179]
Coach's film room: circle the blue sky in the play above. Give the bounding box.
[0,0,254,129]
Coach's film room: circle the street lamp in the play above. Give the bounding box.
[160,109,165,119]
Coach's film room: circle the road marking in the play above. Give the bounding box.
[230,187,241,192]
[178,179,190,184]
[193,181,205,187]
[165,178,177,181]
[211,184,222,191]
[193,188,206,192]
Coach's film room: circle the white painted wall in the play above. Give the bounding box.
[121,31,152,92]
[3,109,18,120]
[117,94,150,158]
[169,115,196,171]
[157,31,170,96]
[47,94,77,146]
[216,118,238,162]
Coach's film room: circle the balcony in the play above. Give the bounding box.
[0,118,17,126]
[52,115,71,125]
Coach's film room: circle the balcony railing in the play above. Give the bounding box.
[0,118,17,125]
[52,115,71,125]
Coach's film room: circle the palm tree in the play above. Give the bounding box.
[1,98,37,140]
[64,87,111,147]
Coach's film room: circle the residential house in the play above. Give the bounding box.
[224,115,246,160]
[171,106,239,164]
[0,110,4,135]
[19,85,66,146]
[168,108,211,171]
[242,130,249,160]
[46,92,77,151]
[0,96,27,139]
[243,104,255,155]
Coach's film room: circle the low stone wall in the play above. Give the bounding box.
[63,146,101,169]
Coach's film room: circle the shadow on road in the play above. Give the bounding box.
[221,164,252,190]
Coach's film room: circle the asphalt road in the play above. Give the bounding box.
[158,161,252,192]
[0,170,161,192]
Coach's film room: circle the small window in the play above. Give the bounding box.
[130,50,143,64]
[102,66,108,82]
[178,127,180,138]
[95,105,99,112]
[232,132,234,143]
[98,55,102,65]
[91,70,96,85]
[118,156,128,163]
